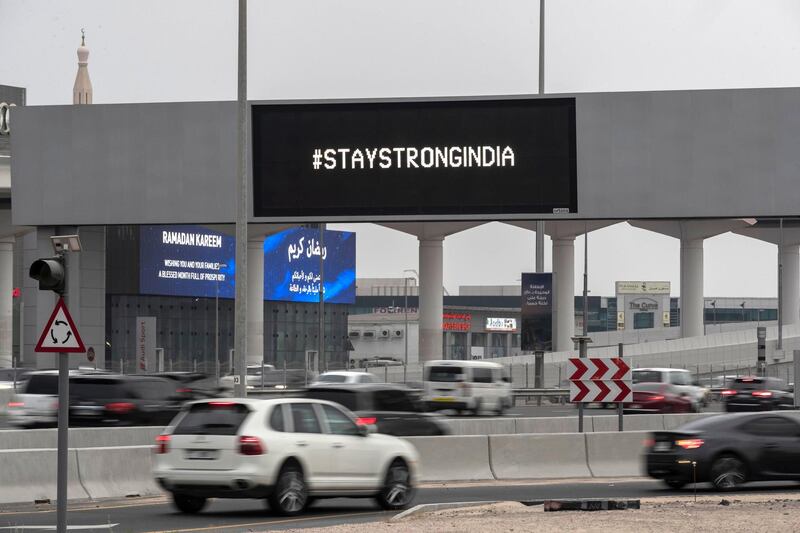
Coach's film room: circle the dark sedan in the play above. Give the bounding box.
[645,411,800,490]
[723,376,794,412]
[69,374,184,426]
[305,383,450,436]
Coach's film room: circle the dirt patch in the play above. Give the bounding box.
[275,493,800,533]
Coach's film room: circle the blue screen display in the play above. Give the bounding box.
[140,225,236,298]
[263,228,356,304]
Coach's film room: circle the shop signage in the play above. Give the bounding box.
[486,317,517,332]
[616,281,670,295]
[629,298,659,312]
[443,313,471,332]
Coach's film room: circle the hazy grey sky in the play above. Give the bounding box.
[1,0,797,296]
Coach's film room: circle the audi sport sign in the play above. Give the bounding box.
[568,358,632,403]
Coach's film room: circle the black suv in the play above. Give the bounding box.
[305,383,450,436]
[69,374,185,426]
[723,376,794,412]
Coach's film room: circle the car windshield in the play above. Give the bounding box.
[305,389,360,411]
[24,374,58,395]
[247,367,262,376]
[632,371,662,384]
[427,366,463,382]
[173,402,250,435]
[317,374,348,383]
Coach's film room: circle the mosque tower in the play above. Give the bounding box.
[73,29,92,104]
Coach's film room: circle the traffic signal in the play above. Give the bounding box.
[29,256,66,294]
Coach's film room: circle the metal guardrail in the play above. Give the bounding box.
[245,387,571,401]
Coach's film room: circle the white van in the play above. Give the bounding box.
[422,360,512,416]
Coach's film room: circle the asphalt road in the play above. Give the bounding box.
[2,478,799,532]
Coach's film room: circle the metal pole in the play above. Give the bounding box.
[215,279,220,385]
[538,0,545,95]
[261,360,265,389]
[778,218,784,351]
[318,223,326,372]
[404,277,408,383]
[233,0,248,397]
[57,351,68,533]
[578,225,589,433]
[618,343,624,432]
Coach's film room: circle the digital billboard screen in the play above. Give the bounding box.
[140,225,235,298]
[521,272,553,352]
[263,227,356,304]
[251,97,577,219]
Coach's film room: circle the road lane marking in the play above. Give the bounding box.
[144,510,389,533]
[0,499,169,517]
[0,525,118,530]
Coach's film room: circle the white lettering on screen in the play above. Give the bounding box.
[312,145,516,171]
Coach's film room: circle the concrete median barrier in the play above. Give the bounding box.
[585,431,648,477]
[0,448,89,503]
[0,426,164,450]
[662,413,718,430]
[442,418,516,436]
[489,433,591,479]
[405,436,494,482]
[514,416,578,434]
[76,446,161,499]
[590,414,664,432]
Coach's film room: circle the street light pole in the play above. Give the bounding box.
[404,276,408,383]
[233,0,248,397]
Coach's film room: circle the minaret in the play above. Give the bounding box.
[73,29,93,104]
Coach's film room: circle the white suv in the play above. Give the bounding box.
[152,398,419,516]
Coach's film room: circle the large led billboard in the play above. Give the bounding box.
[521,272,553,352]
[263,227,356,304]
[140,225,235,298]
[251,97,577,219]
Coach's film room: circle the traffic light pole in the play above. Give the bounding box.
[56,252,67,533]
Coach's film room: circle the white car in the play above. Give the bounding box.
[632,368,709,408]
[7,370,86,428]
[219,364,277,389]
[152,398,419,516]
[312,371,380,385]
[422,360,512,416]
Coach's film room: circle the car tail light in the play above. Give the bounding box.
[643,438,655,447]
[176,388,192,393]
[675,438,704,450]
[238,436,265,455]
[209,401,236,407]
[752,390,773,398]
[7,401,24,408]
[105,402,135,414]
[356,417,377,426]
[650,395,665,401]
[154,434,170,454]
[721,389,737,396]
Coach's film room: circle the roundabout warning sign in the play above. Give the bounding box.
[34,297,86,353]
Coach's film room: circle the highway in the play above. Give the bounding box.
[1,478,799,532]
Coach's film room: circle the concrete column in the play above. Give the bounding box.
[246,238,264,366]
[0,239,12,368]
[680,237,704,338]
[418,237,443,363]
[781,243,800,325]
[552,236,575,352]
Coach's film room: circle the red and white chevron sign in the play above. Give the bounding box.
[568,358,632,403]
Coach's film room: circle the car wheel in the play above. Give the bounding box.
[376,460,415,510]
[710,454,747,491]
[172,493,207,514]
[663,479,687,490]
[268,464,308,516]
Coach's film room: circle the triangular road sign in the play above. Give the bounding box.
[35,297,86,353]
